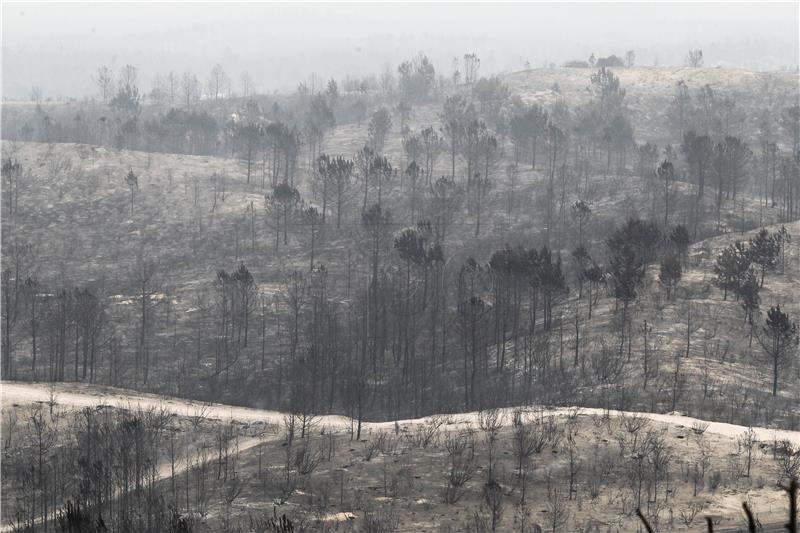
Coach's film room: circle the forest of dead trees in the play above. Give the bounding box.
[2,53,800,433]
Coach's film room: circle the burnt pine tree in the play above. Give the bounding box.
[405,160,422,222]
[131,255,159,386]
[393,224,437,401]
[73,287,107,383]
[125,168,138,214]
[488,246,514,371]
[266,182,301,249]
[775,225,792,273]
[236,121,263,185]
[748,228,780,287]
[545,124,566,246]
[658,252,682,300]
[712,136,752,230]
[657,160,675,228]
[509,103,548,169]
[429,175,463,251]
[370,155,393,209]
[232,262,256,347]
[401,131,423,163]
[305,95,336,170]
[317,154,354,228]
[681,131,712,236]
[738,269,760,336]
[1,268,19,378]
[682,131,712,198]
[713,241,751,300]
[355,145,374,209]
[367,107,393,153]
[571,245,591,299]
[583,262,605,319]
[472,128,497,237]
[667,80,692,138]
[302,205,323,271]
[571,200,592,249]
[2,158,22,217]
[440,95,473,179]
[361,203,393,385]
[637,142,659,180]
[608,218,662,267]
[314,154,334,224]
[669,225,691,263]
[757,305,799,396]
[538,247,566,332]
[609,241,643,358]
[25,276,41,378]
[420,126,443,184]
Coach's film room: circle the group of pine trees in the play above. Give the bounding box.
[712,227,798,395]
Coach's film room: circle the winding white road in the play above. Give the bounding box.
[3,381,799,444]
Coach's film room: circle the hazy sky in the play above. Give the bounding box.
[2,2,798,100]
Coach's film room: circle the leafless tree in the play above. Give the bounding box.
[443,431,476,504]
[479,408,504,480]
[181,71,201,110]
[208,63,230,100]
[92,65,115,103]
[685,49,704,68]
[239,71,254,99]
[546,479,570,532]
[131,254,160,385]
